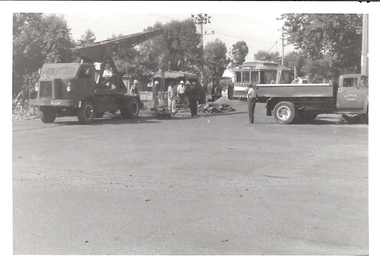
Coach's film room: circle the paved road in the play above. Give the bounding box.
[12,100,368,255]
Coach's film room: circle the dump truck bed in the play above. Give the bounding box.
[256,83,333,98]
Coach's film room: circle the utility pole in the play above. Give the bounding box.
[361,14,369,76]
[276,28,285,84]
[191,13,213,81]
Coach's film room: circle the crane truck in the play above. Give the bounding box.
[255,74,368,124]
[29,29,163,124]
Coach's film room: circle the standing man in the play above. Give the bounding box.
[130,80,139,97]
[186,81,198,117]
[152,80,160,108]
[167,81,178,115]
[247,83,257,123]
[177,80,186,108]
[199,80,207,104]
[227,80,234,100]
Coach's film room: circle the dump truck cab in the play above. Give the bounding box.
[337,74,368,113]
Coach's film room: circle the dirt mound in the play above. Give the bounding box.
[197,102,236,114]
[214,96,235,105]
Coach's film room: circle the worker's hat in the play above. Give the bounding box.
[180,80,184,84]
[185,81,190,85]
[133,80,139,84]
[154,81,159,85]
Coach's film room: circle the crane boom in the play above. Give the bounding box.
[72,29,164,62]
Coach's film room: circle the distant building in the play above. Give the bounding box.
[233,61,291,85]
[232,61,291,98]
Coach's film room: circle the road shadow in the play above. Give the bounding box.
[54,115,162,126]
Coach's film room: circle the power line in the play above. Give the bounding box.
[203,26,278,44]
[63,14,143,31]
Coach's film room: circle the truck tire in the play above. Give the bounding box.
[77,100,94,124]
[121,98,140,118]
[273,101,298,124]
[40,107,57,123]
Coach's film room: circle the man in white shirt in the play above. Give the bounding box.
[167,81,178,115]
[177,80,185,107]
[247,83,257,123]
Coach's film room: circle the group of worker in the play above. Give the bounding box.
[130,79,208,117]
[129,78,257,123]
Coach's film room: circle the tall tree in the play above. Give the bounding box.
[41,14,74,63]
[229,41,249,65]
[204,38,227,81]
[13,13,45,94]
[77,29,96,47]
[280,13,362,75]
[137,19,202,73]
[254,50,280,62]
[13,13,75,95]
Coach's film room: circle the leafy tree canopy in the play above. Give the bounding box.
[13,13,75,95]
[229,41,249,65]
[77,29,96,46]
[204,38,228,81]
[254,50,280,62]
[280,13,362,75]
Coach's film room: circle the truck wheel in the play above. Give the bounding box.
[40,107,56,123]
[121,98,140,118]
[273,101,298,124]
[77,100,94,124]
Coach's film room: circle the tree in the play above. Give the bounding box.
[77,29,96,46]
[229,41,249,65]
[254,50,280,62]
[41,14,74,63]
[13,13,75,96]
[280,13,362,76]
[204,38,228,81]
[137,19,202,74]
[13,13,45,95]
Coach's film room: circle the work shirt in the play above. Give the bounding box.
[247,87,256,101]
[177,84,185,94]
[130,85,139,96]
[152,85,159,97]
[168,85,177,100]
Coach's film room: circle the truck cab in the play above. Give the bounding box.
[337,74,368,114]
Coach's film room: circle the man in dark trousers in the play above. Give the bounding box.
[227,80,234,100]
[247,83,257,123]
[199,80,207,104]
[186,81,198,117]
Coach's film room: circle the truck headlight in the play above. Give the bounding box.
[67,82,71,92]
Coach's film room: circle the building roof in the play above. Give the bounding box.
[234,61,291,72]
[153,71,198,80]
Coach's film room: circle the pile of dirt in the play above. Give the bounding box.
[197,102,236,114]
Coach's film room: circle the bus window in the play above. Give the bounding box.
[235,71,242,82]
[243,72,250,82]
[251,71,258,82]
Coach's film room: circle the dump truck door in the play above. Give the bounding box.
[337,76,367,111]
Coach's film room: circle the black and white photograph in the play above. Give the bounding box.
[4,0,379,264]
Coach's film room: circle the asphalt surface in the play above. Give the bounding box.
[12,99,368,255]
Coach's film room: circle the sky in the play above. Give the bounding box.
[8,1,375,62]
[62,12,292,61]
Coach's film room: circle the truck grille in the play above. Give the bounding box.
[40,81,53,98]
[39,80,66,99]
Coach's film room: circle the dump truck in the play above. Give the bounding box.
[255,74,368,124]
[30,29,163,123]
